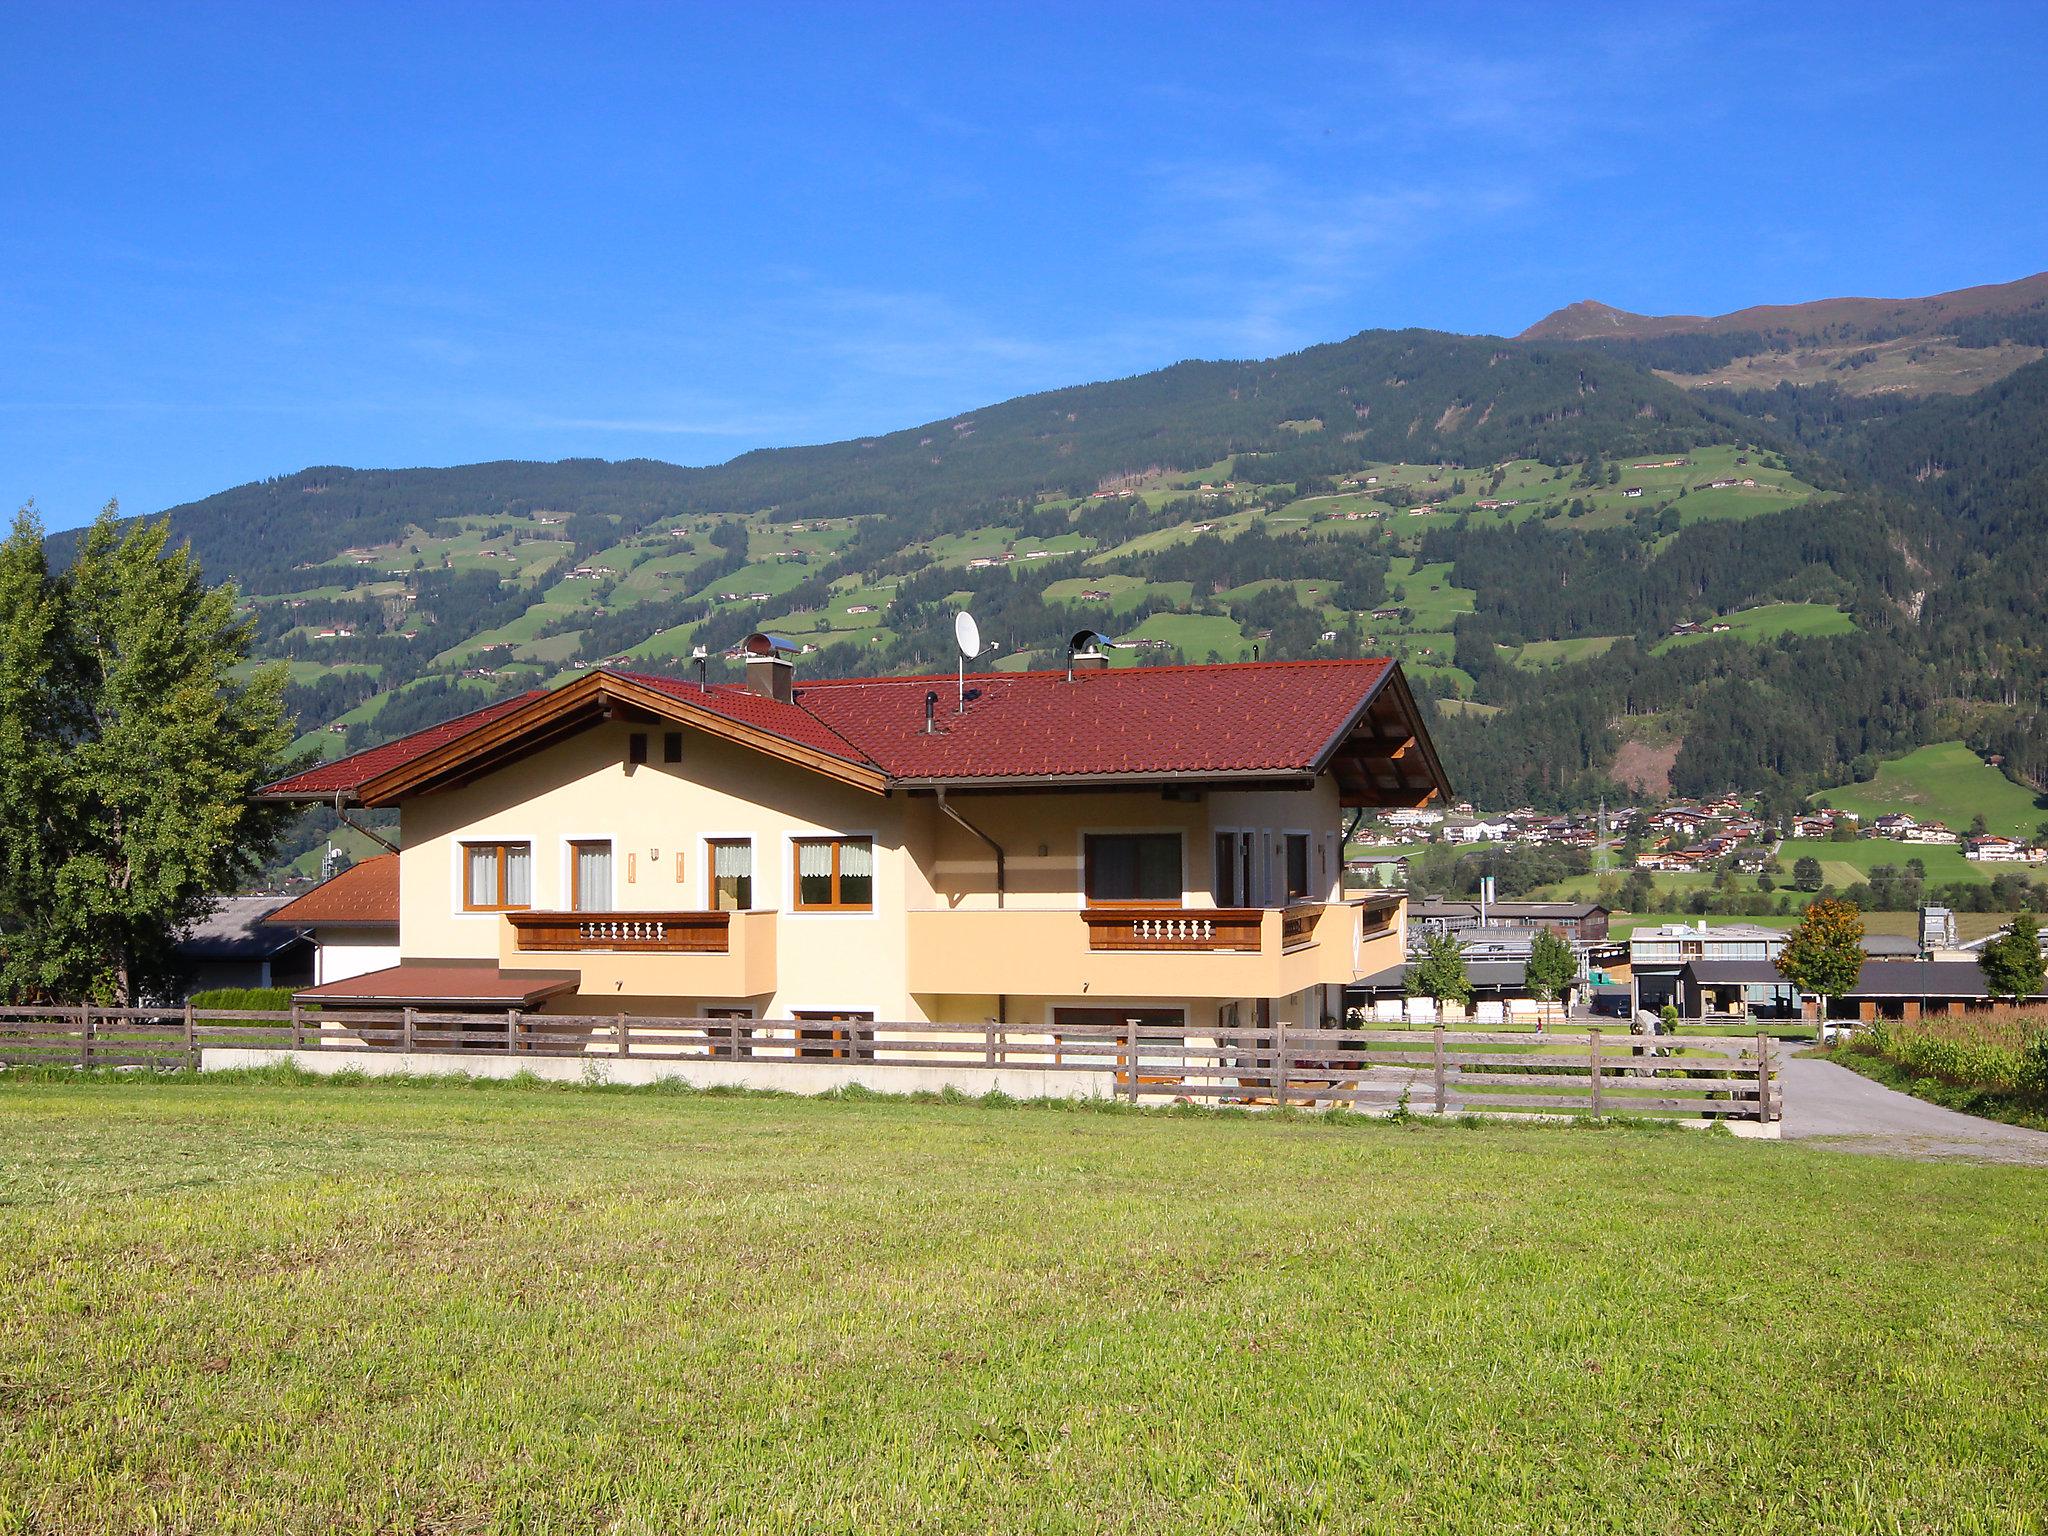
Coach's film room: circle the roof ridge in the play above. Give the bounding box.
[788,656,1392,690]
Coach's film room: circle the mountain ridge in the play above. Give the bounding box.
[1520,269,2048,342]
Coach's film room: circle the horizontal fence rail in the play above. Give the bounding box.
[0,1007,1779,1122]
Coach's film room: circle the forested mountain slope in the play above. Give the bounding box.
[46,283,2048,862]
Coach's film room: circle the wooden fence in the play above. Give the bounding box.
[0,1006,1779,1122]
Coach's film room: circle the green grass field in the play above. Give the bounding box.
[1652,603,1858,655]
[1815,741,2048,841]
[1,1074,2044,1533]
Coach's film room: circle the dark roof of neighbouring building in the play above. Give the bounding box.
[176,896,310,961]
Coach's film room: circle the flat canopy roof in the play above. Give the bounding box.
[294,963,578,1008]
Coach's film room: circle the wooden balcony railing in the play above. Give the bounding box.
[1082,906,1265,952]
[1280,903,1322,950]
[505,910,732,953]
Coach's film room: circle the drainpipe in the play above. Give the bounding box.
[333,792,400,855]
[935,786,1005,908]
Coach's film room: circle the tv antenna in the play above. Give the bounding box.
[954,610,982,713]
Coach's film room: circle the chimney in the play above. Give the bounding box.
[1070,651,1110,673]
[746,653,793,704]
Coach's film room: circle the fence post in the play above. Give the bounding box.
[79,1003,92,1069]
[617,1013,631,1058]
[508,1009,522,1055]
[1431,1024,1447,1116]
[290,1002,304,1053]
[1589,1029,1605,1117]
[184,999,198,1071]
[1125,1016,1141,1104]
[1756,1032,1772,1123]
[1273,1019,1290,1107]
[983,1020,996,1068]
[402,1006,415,1054]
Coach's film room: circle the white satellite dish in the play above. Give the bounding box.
[953,610,983,716]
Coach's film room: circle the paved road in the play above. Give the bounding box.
[1779,1056,2048,1166]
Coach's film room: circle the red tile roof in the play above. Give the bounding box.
[295,963,578,1006]
[788,659,1394,781]
[265,692,547,797]
[262,658,1410,796]
[262,855,399,927]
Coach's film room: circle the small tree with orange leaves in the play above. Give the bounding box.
[1777,896,1866,1014]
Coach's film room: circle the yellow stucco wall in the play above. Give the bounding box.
[395,718,1384,1022]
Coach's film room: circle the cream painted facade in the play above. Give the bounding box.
[394,719,1405,1027]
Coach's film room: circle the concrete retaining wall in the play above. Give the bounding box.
[199,1047,1119,1101]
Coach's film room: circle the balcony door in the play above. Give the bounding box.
[1213,830,1255,908]
[1083,833,1181,906]
[571,841,613,912]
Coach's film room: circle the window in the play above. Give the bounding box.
[793,837,873,911]
[571,841,613,912]
[663,731,683,764]
[1085,833,1180,905]
[709,839,754,912]
[463,841,531,911]
[1285,833,1311,902]
[628,732,648,766]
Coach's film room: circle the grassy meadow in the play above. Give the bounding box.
[1815,741,2048,841]
[2,1072,2045,1533]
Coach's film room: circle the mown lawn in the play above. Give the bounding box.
[2,1072,2045,1534]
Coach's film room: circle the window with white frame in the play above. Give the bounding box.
[464,841,532,911]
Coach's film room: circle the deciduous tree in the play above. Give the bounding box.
[1776,896,1865,1009]
[1413,932,1472,1007]
[1978,912,2045,1004]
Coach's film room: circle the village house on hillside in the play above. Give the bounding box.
[257,644,1449,1036]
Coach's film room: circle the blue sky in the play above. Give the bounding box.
[6,1,2045,530]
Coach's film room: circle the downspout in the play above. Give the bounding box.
[334,792,400,855]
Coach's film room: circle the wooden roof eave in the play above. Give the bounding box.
[353,671,888,806]
[1312,663,1453,807]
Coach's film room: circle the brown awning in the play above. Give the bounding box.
[294,962,578,1008]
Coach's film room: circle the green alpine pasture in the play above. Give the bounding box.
[1815,740,2048,842]
[2,1074,2044,1534]
[1651,603,1858,655]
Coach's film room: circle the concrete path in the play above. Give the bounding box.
[1779,1055,2048,1166]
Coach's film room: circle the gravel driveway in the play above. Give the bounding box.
[1779,1055,2048,1166]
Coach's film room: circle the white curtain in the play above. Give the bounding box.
[839,839,873,879]
[712,841,753,910]
[797,841,832,878]
[575,843,612,911]
[466,846,495,907]
[504,844,531,907]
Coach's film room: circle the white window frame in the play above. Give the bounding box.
[702,831,759,913]
[451,833,539,920]
[781,828,881,921]
[560,832,617,913]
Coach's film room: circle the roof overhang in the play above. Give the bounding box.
[1311,664,1453,809]
[349,670,886,806]
[293,963,580,1008]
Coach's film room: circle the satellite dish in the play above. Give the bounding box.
[955,610,983,660]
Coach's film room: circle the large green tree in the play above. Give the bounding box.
[0,505,298,1003]
[1978,912,2045,1004]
